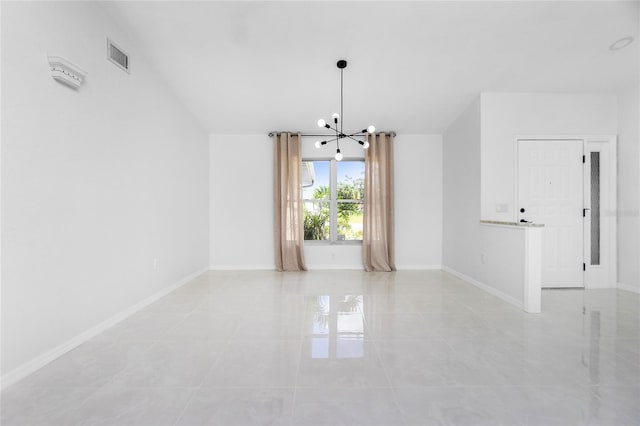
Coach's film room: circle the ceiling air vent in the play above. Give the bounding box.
[107,38,129,73]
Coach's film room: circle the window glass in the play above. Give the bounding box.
[337,161,364,200]
[337,201,363,240]
[590,152,600,265]
[303,160,364,242]
[303,161,330,199]
[303,161,330,241]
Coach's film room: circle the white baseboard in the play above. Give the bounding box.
[395,264,442,270]
[441,266,524,310]
[0,266,209,391]
[586,282,618,289]
[209,265,275,270]
[618,282,640,294]
[305,265,364,270]
[208,265,443,271]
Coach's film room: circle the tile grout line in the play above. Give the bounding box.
[288,335,304,425]
[367,298,414,425]
[171,298,238,425]
[172,274,241,426]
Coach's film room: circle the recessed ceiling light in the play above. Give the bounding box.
[609,36,634,51]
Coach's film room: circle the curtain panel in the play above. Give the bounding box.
[273,133,307,271]
[363,132,396,272]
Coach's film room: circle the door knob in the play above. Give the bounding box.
[520,208,525,213]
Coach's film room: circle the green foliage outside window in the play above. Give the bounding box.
[304,208,329,240]
[304,176,364,240]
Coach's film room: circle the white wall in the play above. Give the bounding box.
[209,134,442,270]
[447,224,542,313]
[480,93,617,222]
[443,98,542,312]
[1,2,209,378]
[617,83,640,292]
[476,224,526,305]
[209,135,274,269]
[616,8,640,292]
[394,135,442,269]
[443,98,482,278]
[479,224,541,312]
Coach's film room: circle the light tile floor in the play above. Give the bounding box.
[2,270,639,425]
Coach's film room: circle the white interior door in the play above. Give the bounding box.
[518,140,584,288]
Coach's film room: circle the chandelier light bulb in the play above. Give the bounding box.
[314,141,322,149]
[367,125,376,134]
[332,113,340,120]
[335,150,343,161]
[317,119,326,128]
[363,141,370,149]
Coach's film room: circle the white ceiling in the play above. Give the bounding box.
[102,1,639,135]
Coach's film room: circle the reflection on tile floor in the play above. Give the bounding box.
[2,270,639,425]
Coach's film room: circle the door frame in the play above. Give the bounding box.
[513,135,617,289]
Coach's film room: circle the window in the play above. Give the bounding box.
[302,160,364,242]
[590,152,600,265]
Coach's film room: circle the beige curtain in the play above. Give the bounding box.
[363,132,396,272]
[274,133,306,271]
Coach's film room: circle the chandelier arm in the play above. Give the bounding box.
[323,124,364,139]
[322,137,340,144]
[343,134,367,144]
[318,134,359,144]
[321,128,364,140]
[323,123,340,134]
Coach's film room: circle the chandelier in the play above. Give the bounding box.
[314,60,375,161]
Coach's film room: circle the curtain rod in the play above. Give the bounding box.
[268,131,397,137]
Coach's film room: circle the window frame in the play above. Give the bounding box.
[302,158,364,245]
